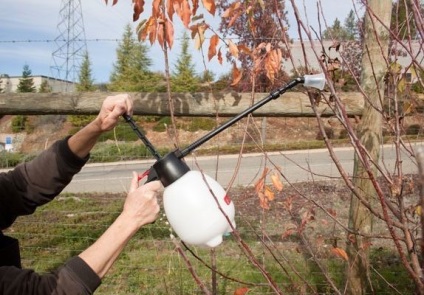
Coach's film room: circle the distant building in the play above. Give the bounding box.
[0,75,75,93]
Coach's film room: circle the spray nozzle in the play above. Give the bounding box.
[303,73,326,90]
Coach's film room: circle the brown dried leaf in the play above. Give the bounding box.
[180,0,191,28]
[271,173,283,192]
[228,39,239,58]
[258,192,269,210]
[283,196,293,212]
[193,23,207,50]
[331,247,349,261]
[137,17,155,42]
[222,1,240,18]
[202,0,216,15]
[234,287,249,295]
[231,62,242,86]
[208,34,219,61]
[104,0,118,5]
[152,0,161,17]
[156,22,164,48]
[416,205,422,216]
[327,208,337,217]
[165,20,174,48]
[132,0,145,21]
[281,228,296,239]
[192,0,199,15]
[264,48,282,82]
[237,44,252,56]
[167,0,175,21]
[254,178,264,194]
[264,186,275,201]
[217,48,223,64]
[228,10,242,28]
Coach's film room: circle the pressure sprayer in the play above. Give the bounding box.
[123,73,326,248]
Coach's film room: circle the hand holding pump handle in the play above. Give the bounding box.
[124,73,326,247]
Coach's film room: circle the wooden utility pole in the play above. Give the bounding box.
[346,1,392,294]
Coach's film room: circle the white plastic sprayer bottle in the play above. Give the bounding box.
[152,152,236,247]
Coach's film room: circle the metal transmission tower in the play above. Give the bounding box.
[51,0,87,90]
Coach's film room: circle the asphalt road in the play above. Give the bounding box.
[63,142,424,193]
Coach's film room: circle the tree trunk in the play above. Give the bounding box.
[346,1,392,294]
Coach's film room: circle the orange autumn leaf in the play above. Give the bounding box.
[228,39,239,58]
[208,34,219,61]
[156,22,164,48]
[222,1,241,18]
[231,62,242,86]
[165,19,174,48]
[149,25,157,45]
[136,17,155,42]
[193,23,207,50]
[264,48,282,82]
[254,178,264,194]
[132,0,145,21]
[217,48,223,64]
[238,44,252,56]
[264,186,275,201]
[271,173,283,192]
[167,0,175,21]
[258,192,269,210]
[261,167,269,178]
[180,0,192,28]
[104,0,118,5]
[228,10,242,28]
[192,0,200,15]
[234,287,249,295]
[331,247,349,261]
[152,0,161,17]
[202,0,216,15]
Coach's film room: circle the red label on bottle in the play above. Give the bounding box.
[224,194,232,205]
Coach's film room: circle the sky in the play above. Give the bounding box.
[0,0,358,83]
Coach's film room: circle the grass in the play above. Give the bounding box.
[4,191,415,294]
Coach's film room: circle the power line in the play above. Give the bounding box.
[0,39,123,43]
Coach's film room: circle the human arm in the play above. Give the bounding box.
[78,173,162,278]
[0,173,162,294]
[0,94,133,229]
[68,93,133,158]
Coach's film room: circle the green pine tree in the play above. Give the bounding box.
[391,0,420,39]
[109,24,162,92]
[322,18,349,40]
[70,51,97,128]
[171,32,200,92]
[77,52,96,91]
[17,64,36,93]
[344,10,358,40]
[14,65,35,132]
[38,80,52,93]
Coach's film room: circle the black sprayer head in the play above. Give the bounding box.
[152,151,190,187]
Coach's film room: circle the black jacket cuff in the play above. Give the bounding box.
[65,256,101,293]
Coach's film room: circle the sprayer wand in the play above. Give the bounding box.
[122,114,162,160]
[123,73,325,172]
[178,77,305,158]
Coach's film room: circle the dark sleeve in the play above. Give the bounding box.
[0,256,101,295]
[0,136,89,229]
